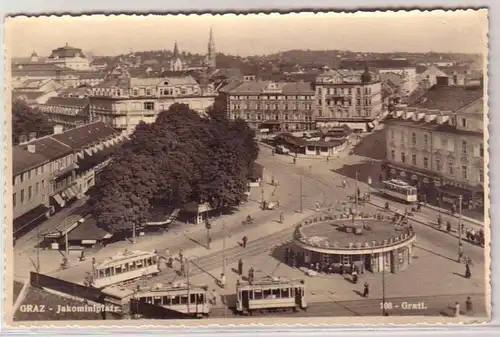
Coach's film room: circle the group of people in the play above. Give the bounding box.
[464,227,485,247]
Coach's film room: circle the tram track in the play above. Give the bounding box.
[209,292,486,318]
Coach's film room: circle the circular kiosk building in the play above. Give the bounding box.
[292,213,416,274]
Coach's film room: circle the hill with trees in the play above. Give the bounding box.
[12,99,54,145]
[89,102,259,234]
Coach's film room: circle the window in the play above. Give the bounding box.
[435,159,441,172]
[133,89,138,96]
[146,89,151,96]
[42,180,45,188]
[448,162,454,175]
[424,134,429,146]
[423,157,429,169]
[462,140,467,155]
[461,118,467,128]
[35,182,39,194]
[13,193,16,208]
[391,129,395,140]
[390,150,395,161]
[20,189,25,204]
[400,131,405,144]
[411,132,416,145]
[411,154,417,165]
[401,152,406,164]
[144,102,155,110]
[441,138,448,148]
[479,169,484,183]
[480,144,484,157]
[461,165,468,180]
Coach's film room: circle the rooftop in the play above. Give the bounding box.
[51,121,119,150]
[295,216,415,251]
[408,84,483,112]
[12,146,50,176]
[383,114,483,137]
[340,59,415,70]
[225,81,314,95]
[44,96,90,108]
[19,137,73,162]
[48,44,86,59]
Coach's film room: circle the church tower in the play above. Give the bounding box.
[170,41,184,72]
[206,27,216,70]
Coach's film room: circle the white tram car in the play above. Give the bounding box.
[135,282,211,318]
[91,250,160,289]
[236,276,307,315]
[381,179,418,203]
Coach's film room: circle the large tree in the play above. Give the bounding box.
[90,102,259,234]
[12,99,53,145]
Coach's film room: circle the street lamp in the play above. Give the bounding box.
[458,195,463,259]
[205,220,212,249]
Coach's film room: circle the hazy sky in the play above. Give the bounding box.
[6,9,488,58]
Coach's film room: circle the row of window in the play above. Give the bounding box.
[13,180,46,208]
[321,98,373,106]
[316,108,373,118]
[235,113,313,121]
[240,286,304,300]
[390,150,484,182]
[139,293,207,306]
[230,103,313,111]
[13,156,73,187]
[230,95,314,100]
[95,255,158,278]
[391,130,484,157]
[317,86,373,95]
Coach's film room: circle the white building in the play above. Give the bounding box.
[46,43,91,71]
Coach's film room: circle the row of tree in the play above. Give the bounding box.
[89,103,259,233]
[12,100,54,146]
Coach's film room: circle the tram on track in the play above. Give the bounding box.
[381,179,418,203]
[91,250,160,289]
[235,276,307,315]
[134,282,211,317]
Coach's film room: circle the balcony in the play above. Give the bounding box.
[51,163,77,180]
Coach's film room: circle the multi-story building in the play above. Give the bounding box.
[46,43,91,71]
[314,69,383,132]
[222,80,316,131]
[38,96,91,129]
[340,59,418,95]
[89,71,217,133]
[382,80,484,210]
[12,122,126,239]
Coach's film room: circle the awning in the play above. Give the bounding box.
[84,148,93,156]
[67,217,113,241]
[52,194,65,207]
[367,122,375,129]
[438,185,473,198]
[13,204,50,233]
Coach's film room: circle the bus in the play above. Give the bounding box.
[381,179,418,203]
[235,276,307,315]
[91,250,160,289]
[134,282,211,318]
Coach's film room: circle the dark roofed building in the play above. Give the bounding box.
[12,146,50,176]
[407,85,483,112]
[52,121,118,150]
[38,96,91,129]
[22,136,73,161]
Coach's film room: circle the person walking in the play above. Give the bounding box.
[454,302,460,317]
[363,282,369,297]
[220,273,226,289]
[242,236,248,248]
[458,243,464,263]
[238,259,243,276]
[179,249,183,262]
[465,297,473,315]
[280,212,284,224]
[248,266,255,284]
[212,289,218,305]
[465,262,471,279]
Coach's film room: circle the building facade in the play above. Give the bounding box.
[38,96,91,129]
[382,82,484,210]
[89,72,217,133]
[223,81,316,131]
[46,43,91,71]
[314,69,383,132]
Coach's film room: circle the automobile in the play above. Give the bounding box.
[275,145,290,155]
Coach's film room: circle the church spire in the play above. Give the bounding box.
[173,41,180,59]
[206,27,216,70]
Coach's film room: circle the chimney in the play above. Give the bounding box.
[19,135,28,145]
[27,144,36,153]
[28,132,37,141]
[53,125,64,134]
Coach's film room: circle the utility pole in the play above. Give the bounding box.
[382,253,386,316]
[185,257,190,314]
[65,216,69,257]
[458,195,463,255]
[36,223,40,273]
[222,221,228,318]
[299,176,303,213]
[354,170,359,214]
[132,215,136,244]
[261,187,265,210]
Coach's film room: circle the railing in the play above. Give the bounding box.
[293,213,415,250]
[52,163,77,179]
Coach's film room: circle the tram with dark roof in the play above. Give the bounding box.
[235,276,307,315]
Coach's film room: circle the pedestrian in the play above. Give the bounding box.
[212,289,218,305]
[466,297,473,314]
[458,243,464,263]
[454,302,460,317]
[242,236,248,248]
[248,266,254,284]
[363,282,369,297]
[284,248,290,265]
[180,261,185,276]
[179,249,183,262]
[293,158,296,164]
[342,179,347,188]
[220,273,226,288]
[465,263,471,279]
[167,256,174,268]
[238,259,243,276]
[352,268,358,284]
[280,212,284,224]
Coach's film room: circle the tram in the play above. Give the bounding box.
[235,276,307,315]
[134,282,211,318]
[381,179,418,203]
[91,250,160,289]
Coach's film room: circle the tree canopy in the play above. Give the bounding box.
[12,99,54,145]
[89,103,259,233]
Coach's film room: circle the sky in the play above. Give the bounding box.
[5,9,488,58]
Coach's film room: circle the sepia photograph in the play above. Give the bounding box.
[3,9,489,327]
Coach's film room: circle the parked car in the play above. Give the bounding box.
[275,145,290,155]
